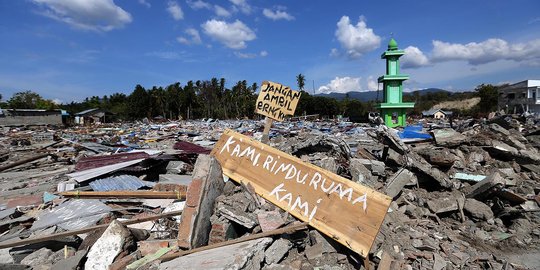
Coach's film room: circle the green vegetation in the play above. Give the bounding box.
[0,79,501,122]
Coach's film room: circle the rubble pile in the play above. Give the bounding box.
[0,115,538,269]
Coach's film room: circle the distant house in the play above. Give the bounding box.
[0,109,64,126]
[422,109,452,119]
[498,80,540,114]
[74,108,114,125]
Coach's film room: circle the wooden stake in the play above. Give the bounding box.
[0,210,183,249]
[261,117,273,143]
[162,222,308,262]
[59,190,186,200]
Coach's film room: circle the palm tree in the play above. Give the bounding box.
[296,74,306,91]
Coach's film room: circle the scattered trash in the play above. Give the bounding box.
[0,116,538,269]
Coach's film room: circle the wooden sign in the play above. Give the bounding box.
[211,129,391,257]
[255,81,301,121]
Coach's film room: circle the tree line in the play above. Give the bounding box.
[0,76,500,122]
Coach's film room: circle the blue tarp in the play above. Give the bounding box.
[399,125,432,140]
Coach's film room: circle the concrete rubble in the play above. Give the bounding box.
[0,115,537,269]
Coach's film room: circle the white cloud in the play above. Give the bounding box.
[234,50,268,59]
[177,28,202,45]
[202,19,256,49]
[229,0,251,14]
[186,0,211,10]
[234,52,256,59]
[138,0,151,8]
[214,5,231,17]
[366,76,379,91]
[167,1,184,20]
[329,48,340,57]
[335,16,381,58]
[318,76,361,94]
[146,51,184,60]
[31,0,132,31]
[402,46,430,68]
[263,7,294,21]
[431,38,540,65]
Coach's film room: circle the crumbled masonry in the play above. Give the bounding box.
[0,114,539,269]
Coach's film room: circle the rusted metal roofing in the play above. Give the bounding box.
[75,152,150,171]
[173,141,211,154]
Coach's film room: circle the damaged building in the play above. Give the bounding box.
[498,80,540,115]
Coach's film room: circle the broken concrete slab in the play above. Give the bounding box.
[158,174,192,185]
[160,238,272,270]
[385,168,417,198]
[0,248,14,264]
[166,160,189,174]
[416,147,456,167]
[85,220,134,270]
[257,210,286,233]
[20,248,61,270]
[177,154,224,249]
[50,250,87,270]
[349,158,377,188]
[464,198,494,221]
[408,152,454,189]
[465,172,505,200]
[427,196,459,214]
[265,238,292,264]
[217,205,258,229]
[431,128,468,147]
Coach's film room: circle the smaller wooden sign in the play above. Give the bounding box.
[211,129,392,257]
[255,81,301,121]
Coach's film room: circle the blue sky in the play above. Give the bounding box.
[1,0,540,103]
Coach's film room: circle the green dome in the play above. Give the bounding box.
[388,38,398,50]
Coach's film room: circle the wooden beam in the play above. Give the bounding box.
[162,222,308,262]
[0,153,50,172]
[58,190,186,200]
[0,210,182,249]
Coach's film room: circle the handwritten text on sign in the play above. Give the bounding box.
[255,81,301,121]
[211,130,391,256]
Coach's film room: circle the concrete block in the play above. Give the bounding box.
[385,168,416,198]
[160,238,272,270]
[138,240,169,256]
[265,238,292,264]
[166,161,189,174]
[177,155,224,249]
[158,174,192,185]
[257,210,285,232]
[86,220,134,270]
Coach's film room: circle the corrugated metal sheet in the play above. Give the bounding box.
[31,199,111,231]
[67,159,145,183]
[173,141,211,154]
[76,152,149,171]
[89,175,155,191]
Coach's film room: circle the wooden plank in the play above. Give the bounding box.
[255,81,301,121]
[59,190,186,200]
[162,222,307,262]
[211,129,391,257]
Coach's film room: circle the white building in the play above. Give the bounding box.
[498,80,540,114]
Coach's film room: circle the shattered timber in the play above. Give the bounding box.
[0,115,539,269]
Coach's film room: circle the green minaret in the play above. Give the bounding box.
[377,38,415,127]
